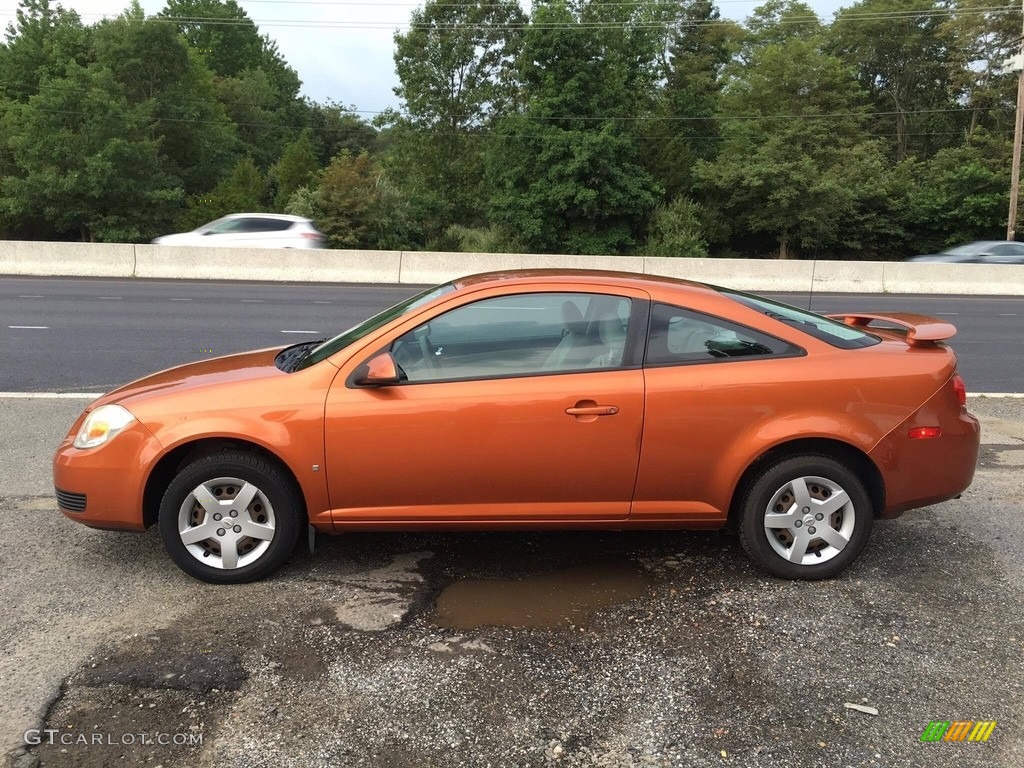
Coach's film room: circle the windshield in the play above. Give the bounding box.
[718,288,880,349]
[295,283,456,370]
[943,244,985,256]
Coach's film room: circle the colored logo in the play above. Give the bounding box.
[920,721,997,742]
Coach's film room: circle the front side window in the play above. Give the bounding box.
[390,292,633,383]
[296,283,456,370]
[201,217,245,234]
[646,303,794,365]
[718,288,880,349]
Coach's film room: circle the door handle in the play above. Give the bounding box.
[565,404,619,416]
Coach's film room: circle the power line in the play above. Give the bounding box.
[0,4,1017,30]
[11,106,1015,141]
[4,79,1015,121]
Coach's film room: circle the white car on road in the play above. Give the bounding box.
[152,214,326,249]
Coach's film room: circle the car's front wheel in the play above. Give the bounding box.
[158,450,304,583]
[739,455,873,579]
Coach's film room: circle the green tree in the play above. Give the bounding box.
[179,156,266,229]
[486,1,662,254]
[942,0,1022,138]
[0,61,182,241]
[307,101,377,166]
[830,0,961,160]
[643,0,737,199]
[391,0,527,236]
[906,137,1011,249]
[161,0,306,168]
[697,35,872,258]
[743,0,822,53]
[215,67,302,170]
[643,197,710,258]
[272,129,318,209]
[162,0,280,80]
[0,0,91,99]
[91,2,237,196]
[295,151,419,250]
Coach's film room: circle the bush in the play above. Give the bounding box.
[642,197,709,258]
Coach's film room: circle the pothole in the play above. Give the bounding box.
[433,561,650,629]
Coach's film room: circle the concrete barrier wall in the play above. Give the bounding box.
[642,257,817,292]
[880,261,1024,296]
[0,241,136,278]
[3,240,1024,294]
[400,251,645,285]
[134,245,402,283]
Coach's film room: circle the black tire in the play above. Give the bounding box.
[738,454,873,580]
[158,450,304,584]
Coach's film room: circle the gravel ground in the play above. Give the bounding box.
[2,398,1022,768]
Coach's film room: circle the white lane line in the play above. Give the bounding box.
[281,330,320,334]
[169,298,193,302]
[935,312,959,316]
[241,299,264,303]
[0,392,102,399]
[8,325,49,329]
[18,294,43,298]
[96,296,122,300]
[313,300,332,304]
[998,313,1017,316]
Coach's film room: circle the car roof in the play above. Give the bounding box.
[953,241,1003,250]
[452,269,720,297]
[220,213,311,223]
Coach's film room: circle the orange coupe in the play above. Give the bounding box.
[54,271,980,583]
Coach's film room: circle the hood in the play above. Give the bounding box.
[152,232,199,245]
[91,348,286,410]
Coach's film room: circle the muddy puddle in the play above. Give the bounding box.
[433,561,650,629]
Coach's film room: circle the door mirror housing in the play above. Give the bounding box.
[354,352,400,387]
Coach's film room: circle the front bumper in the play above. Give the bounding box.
[52,419,164,531]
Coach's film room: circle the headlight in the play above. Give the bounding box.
[73,405,135,449]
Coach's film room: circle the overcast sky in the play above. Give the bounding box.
[2,0,846,114]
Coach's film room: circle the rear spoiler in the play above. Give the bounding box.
[826,312,957,346]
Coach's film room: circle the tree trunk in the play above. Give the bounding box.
[778,234,789,260]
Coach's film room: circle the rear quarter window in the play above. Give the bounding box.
[646,303,798,365]
[718,288,880,349]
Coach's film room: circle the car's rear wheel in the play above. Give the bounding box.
[158,450,303,583]
[738,455,873,579]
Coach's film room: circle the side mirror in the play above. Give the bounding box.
[354,352,400,387]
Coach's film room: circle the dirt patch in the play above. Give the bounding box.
[81,650,246,694]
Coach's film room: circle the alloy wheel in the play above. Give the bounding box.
[176,476,276,570]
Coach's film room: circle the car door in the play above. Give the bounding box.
[201,217,258,246]
[323,287,648,523]
[247,217,295,248]
[632,302,803,523]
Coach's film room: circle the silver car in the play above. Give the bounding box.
[908,240,1024,264]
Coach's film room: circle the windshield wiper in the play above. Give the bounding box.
[275,339,326,373]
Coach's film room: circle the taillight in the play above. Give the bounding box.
[300,232,320,240]
[952,374,967,408]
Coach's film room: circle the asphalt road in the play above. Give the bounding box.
[1,276,1022,392]
[2,397,1022,768]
